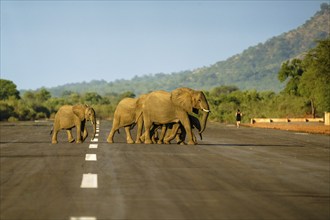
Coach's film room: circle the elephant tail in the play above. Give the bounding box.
[50,128,53,135]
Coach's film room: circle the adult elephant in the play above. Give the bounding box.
[143,87,210,145]
[51,104,96,144]
[107,94,147,144]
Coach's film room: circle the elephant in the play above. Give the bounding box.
[51,104,96,144]
[141,114,202,144]
[139,123,167,144]
[163,114,202,145]
[107,94,147,144]
[142,87,210,145]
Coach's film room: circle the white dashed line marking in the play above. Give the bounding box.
[89,144,98,149]
[85,154,97,161]
[75,122,99,217]
[70,217,97,220]
[80,173,98,188]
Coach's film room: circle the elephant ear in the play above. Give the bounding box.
[171,88,193,113]
[72,104,86,121]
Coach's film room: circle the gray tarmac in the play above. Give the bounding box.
[0,120,329,220]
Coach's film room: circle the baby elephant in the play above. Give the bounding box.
[51,104,96,144]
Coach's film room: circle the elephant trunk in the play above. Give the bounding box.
[199,108,209,134]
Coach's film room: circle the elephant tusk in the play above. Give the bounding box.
[202,108,210,113]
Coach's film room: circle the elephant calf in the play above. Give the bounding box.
[51,104,96,144]
[162,114,202,144]
[145,114,202,145]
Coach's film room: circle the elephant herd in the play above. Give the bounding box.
[51,87,210,145]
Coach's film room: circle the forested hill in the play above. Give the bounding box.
[49,5,329,96]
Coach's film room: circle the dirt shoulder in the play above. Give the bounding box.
[244,122,330,135]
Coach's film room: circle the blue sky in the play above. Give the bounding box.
[0,0,326,90]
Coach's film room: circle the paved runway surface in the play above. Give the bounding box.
[0,120,329,220]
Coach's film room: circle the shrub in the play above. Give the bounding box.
[8,116,19,122]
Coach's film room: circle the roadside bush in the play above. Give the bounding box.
[35,112,48,120]
[34,105,50,118]
[93,104,115,120]
[0,102,15,121]
[14,102,36,121]
[8,116,19,122]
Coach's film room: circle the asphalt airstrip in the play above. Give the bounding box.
[0,120,329,220]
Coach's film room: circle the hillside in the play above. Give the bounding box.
[49,5,329,96]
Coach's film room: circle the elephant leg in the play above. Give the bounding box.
[157,125,167,144]
[151,127,156,143]
[185,128,195,145]
[51,121,60,144]
[177,131,187,145]
[82,125,88,141]
[66,129,75,143]
[177,127,187,145]
[107,128,116,143]
[107,119,119,143]
[180,115,195,145]
[76,124,82,143]
[135,116,143,144]
[52,129,59,144]
[192,132,197,143]
[164,123,180,144]
[139,131,146,143]
[143,119,153,144]
[150,125,160,144]
[163,128,171,144]
[176,133,183,144]
[124,126,134,144]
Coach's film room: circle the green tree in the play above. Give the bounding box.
[22,91,36,103]
[299,38,330,116]
[210,85,239,96]
[35,88,51,103]
[278,59,304,95]
[118,91,136,100]
[20,89,52,119]
[61,90,74,97]
[278,38,330,117]
[0,79,20,100]
[0,102,15,120]
[83,92,103,105]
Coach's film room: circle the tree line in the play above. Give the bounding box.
[1,39,329,123]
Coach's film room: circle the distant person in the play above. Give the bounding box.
[235,109,242,128]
